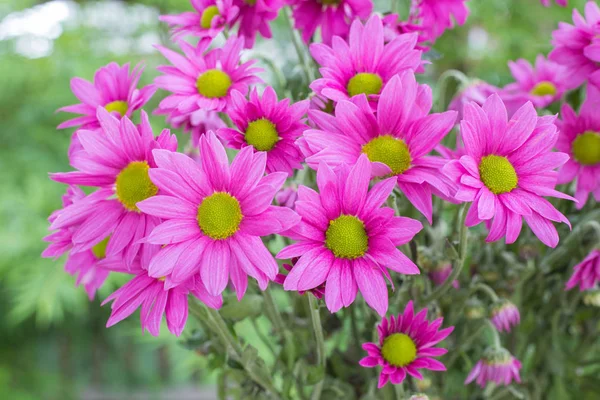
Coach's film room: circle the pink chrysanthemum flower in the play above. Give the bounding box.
[416,0,469,42]
[359,301,454,388]
[136,132,300,298]
[501,56,568,115]
[233,0,282,48]
[155,37,262,116]
[555,83,600,208]
[275,185,299,210]
[429,262,459,289]
[159,0,239,42]
[549,1,600,88]
[217,87,308,176]
[465,347,522,388]
[100,257,222,337]
[541,0,567,7]
[565,249,600,291]
[58,62,156,130]
[290,0,373,45]
[277,155,422,316]
[382,13,429,51]
[301,72,457,223]
[443,94,573,248]
[449,80,499,122]
[275,258,325,299]
[310,15,422,105]
[158,108,226,147]
[489,300,520,333]
[49,109,178,265]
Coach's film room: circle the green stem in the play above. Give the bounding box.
[308,295,326,400]
[282,7,316,84]
[393,383,405,399]
[471,282,500,302]
[435,69,470,113]
[263,287,286,334]
[447,321,486,368]
[251,318,277,359]
[349,305,361,351]
[486,319,501,349]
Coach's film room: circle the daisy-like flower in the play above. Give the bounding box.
[416,0,469,43]
[443,94,573,248]
[136,132,300,298]
[359,301,454,388]
[157,108,226,147]
[290,0,373,45]
[489,300,520,333]
[154,36,262,116]
[565,249,600,291]
[49,109,178,265]
[217,87,308,176]
[541,0,567,7]
[301,72,457,223]
[57,62,156,130]
[310,15,422,105]
[465,347,522,388]
[275,185,298,210]
[277,155,422,315]
[233,0,283,48]
[549,1,600,89]
[501,56,568,115]
[159,0,239,42]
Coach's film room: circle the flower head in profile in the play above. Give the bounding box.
[136,132,300,298]
[302,72,457,223]
[443,94,573,248]
[428,262,459,289]
[159,0,239,42]
[277,156,422,316]
[274,258,325,299]
[217,87,308,176]
[233,0,282,48]
[57,62,155,130]
[549,1,600,88]
[490,300,520,333]
[359,301,454,388]
[157,108,226,147]
[310,15,422,105]
[565,249,600,291]
[416,0,470,43]
[275,185,299,210]
[541,0,567,7]
[290,0,373,45]
[154,36,262,115]
[448,80,499,123]
[49,109,178,265]
[465,347,522,388]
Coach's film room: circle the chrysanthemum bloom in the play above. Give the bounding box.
[565,249,600,291]
[49,109,178,265]
[541,0,567,7]
[290,0,373,45]
[275,259,325,299]
[217,87,308,176]
[157,108,226,147]
[465,347,522,388]
[136,132,300,298]
[233,0,282,48]
[416,0,469,42]
[489,300,520,333]
[429,262,459,289]
[301,72,457,223]
[549,1,600,88]
[359,301,454,388]
[275,185,298,210]
[277,155,422,315]
[159,0,239,42]
[443,94,573,248]
[448,80,499,122]
[501,56,568,115]
[58,62,156,130]
[555,87,600,208]
[310,15,422,105]
[154,37,262,115]
[101,257,222,336]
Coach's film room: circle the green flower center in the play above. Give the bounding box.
[197,192,243,240]
[478,155,518,194]
[347,73,383,97]
[530,81,557,97]
[325,215,368,259]
[105,100,128,117]
[362,135,411,175]
[572,131,600,165]
[245,118,279,151]
[381,333,417,367]
[200,5,220,29]
[196,69,232,99]
[245,0,257,4]
[91,237,110,259]
[115,161,158,212]
[319,0,341,5]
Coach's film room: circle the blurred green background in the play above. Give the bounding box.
[0,0,589,398]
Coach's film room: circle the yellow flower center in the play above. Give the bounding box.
[245,0,257,4]
[381,333,417,367]
[200,5,220,29]
[91,237,110,259]
[347,73,383,97]
[245,118,279,151]
[115,161,158,212]
[572,131,600,165]
[197,192,243,240]
[530,81,557,97]
[105,100,128,117]
[325,215,368,259]
[196,69,232,99]
[478,155,518,194]
[362,135,411,175]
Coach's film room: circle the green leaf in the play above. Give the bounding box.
[220,294,264,320]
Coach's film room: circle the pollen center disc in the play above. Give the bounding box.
[197,192,243,240]
[200,5,220,29]
[105,100,129,117]
[530,81,557,97]
[362,135,411,175]
[196,69,232,99]
[478,155,518,194]
[347,72,383,97]
[115,161,158,212]
[381,333,417,367]
[245,118,280,151]
[572,131,600,166]
[325,215,368,259]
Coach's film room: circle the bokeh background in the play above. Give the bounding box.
[0,0,590,399]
